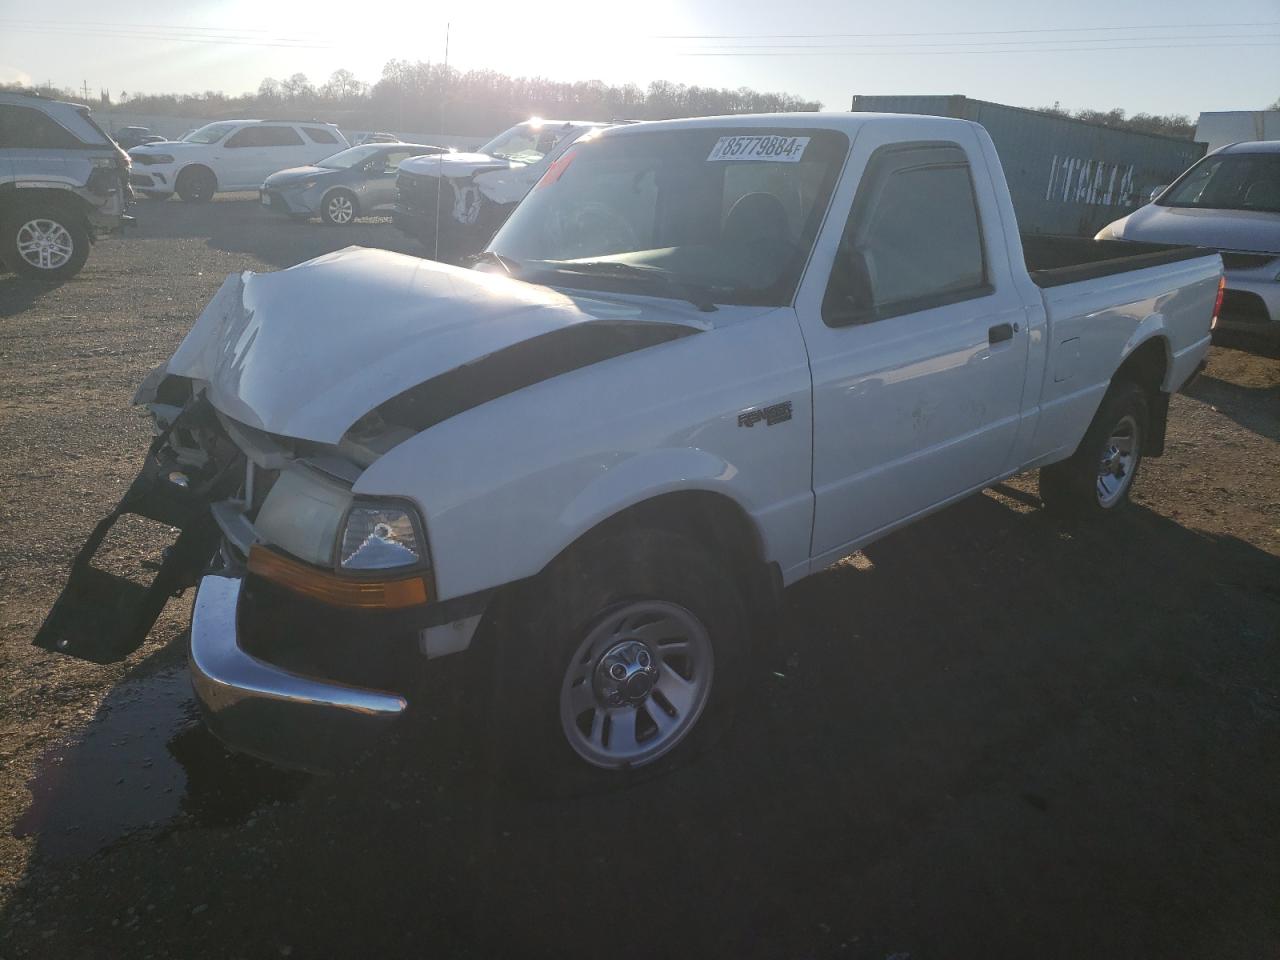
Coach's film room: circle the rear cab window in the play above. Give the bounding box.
[823,142,990,326]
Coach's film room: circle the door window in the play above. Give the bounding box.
[302,126,339,144]
[226,125,305,148]
[0,104,82,149]
[824,143,989,326]
[381,150,413,173]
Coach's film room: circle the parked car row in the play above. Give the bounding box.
[2,88,1277,343]
[127,119,352,202]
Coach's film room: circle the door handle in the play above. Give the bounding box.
[988,322,1015,344]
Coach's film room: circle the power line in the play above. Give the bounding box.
[0,17,328,37]
[0,22,333,48]
[675,33,1280,51]
[652,21,1280,39]
[673,41,1280,57]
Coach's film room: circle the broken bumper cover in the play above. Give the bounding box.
[189,573,408,772]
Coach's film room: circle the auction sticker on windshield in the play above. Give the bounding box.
[707,136,810,162]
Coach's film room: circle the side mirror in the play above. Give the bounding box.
[1147,184,1168,203]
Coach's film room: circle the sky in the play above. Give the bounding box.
[0,0,1277,118]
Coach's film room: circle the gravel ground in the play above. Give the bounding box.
[0,197,1277,959]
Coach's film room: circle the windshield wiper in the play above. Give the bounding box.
[539,261,721,312]
[469,250,522,277]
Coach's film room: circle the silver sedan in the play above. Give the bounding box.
[261,142,446,226]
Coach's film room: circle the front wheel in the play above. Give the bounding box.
[175,166,216,203]
[321,190,357,226]
[1040,380,1149,517]
[1,205,90,283]
[490,528,748,793]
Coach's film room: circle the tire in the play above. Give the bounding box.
[321,189,358,226]
[1,203,91,283]
[175,166,216,203]
[1039,380,1149,518]
[488,527,749,795]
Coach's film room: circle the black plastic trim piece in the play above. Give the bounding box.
[1025,236,1214,288]
[367,320,699,434]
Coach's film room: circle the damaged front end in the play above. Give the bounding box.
[34,390,243,663]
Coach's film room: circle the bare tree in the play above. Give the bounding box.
[323,68,366,101]
[281,73,313,101]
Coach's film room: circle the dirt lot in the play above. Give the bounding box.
[0,197,1277,959]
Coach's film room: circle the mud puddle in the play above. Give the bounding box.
[14,665,306,864]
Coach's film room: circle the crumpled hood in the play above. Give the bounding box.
[1116,203,1280,254]
[159,247,708,445]
[398,151,518,180]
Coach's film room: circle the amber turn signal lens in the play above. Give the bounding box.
[1211,274,1226,330]
[247,545,431,609]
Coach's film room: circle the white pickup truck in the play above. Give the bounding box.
[38,113,1221,785]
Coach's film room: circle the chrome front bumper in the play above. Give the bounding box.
[189,574,408,771]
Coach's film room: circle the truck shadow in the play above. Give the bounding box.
[5,491,1279,958]
[1183,372,1280,440]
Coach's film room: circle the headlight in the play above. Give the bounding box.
[338,500,427,571]
[134,153,174,165]
[287,179,319,191]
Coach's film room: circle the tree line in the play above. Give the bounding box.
[6,64,1272,140]
[2,63,822,135]
[1033,102,1198,140]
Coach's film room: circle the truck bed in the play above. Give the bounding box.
[1023,235,1212,288]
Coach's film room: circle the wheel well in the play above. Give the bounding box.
[1114,337,1168,395]
[177,164,216,187]
[2,187,90,221]
[324,186,359,213]
[591,491,763,569]
[1114,336,1171,456]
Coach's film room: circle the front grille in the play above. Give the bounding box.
[1220,252,1277,271]
[1219,290,1272,325]
[396,171,441,212]
[129,173,154,187]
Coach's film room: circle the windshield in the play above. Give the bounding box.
[1160,153,1280,214]
[318,145,385,169]
[488,128,849,307]
[182,122,238,145]
[479,123,572,165]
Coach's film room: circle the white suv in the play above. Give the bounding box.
[128,120,349,202]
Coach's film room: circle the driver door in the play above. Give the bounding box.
[798,126,1032,564]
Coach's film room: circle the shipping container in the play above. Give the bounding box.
[1195,110,1280,152]
[851,94,1207,237]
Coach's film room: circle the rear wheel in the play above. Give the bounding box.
[321,189,357,226]
[175,166,216,203]
[1,204,90,283]
[1040,380,1149,518]
[489,527,748,794]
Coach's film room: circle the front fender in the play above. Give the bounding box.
[558,447,746,536]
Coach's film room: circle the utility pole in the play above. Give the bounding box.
[82,80,90,102]
[432,22,450,262]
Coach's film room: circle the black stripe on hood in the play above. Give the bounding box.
[361,319,699,435]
